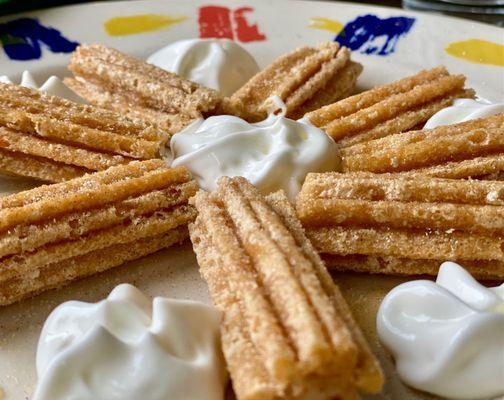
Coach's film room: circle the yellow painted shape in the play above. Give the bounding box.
[308,17,344,34]
[445,39,504,67]
[104,14,187,36]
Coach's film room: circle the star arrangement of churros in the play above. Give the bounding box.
[0,37,503,400]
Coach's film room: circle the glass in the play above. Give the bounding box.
[403,0,504,26]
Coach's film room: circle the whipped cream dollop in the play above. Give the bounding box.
[0,70,87,104]
[34,284,227,400]
[377,262,504,400]
[169,113,340,199]
[147,38,259,96]
[424,98,504,129]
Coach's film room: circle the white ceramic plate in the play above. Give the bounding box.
[0,1,502,399]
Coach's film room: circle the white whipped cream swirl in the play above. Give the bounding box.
[0,70,87,103]
[34,284,227,400]
[169,113,340,199]
[377,262,504,400]
[147,38,259,96]
[424,98,504,129]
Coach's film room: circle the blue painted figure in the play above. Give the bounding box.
[0,18,78,60]
[336,14,415,56]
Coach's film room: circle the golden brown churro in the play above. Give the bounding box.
[67,44,222,129]
[0,83,168,182]
[223,42,362,122]
[297,172,504,279]
[0,148,86,182]
[189,176,383,400]
[0,160,198,305]
[341,114,504,178]
[65,76,194,135]
[306,67,474,147]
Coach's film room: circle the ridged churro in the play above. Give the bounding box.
[0,83,168,182]
[341,114,504,178]
[65,76,195,135]
[67,44,222,127]
[306,67,474,147]
[0,160,198,305]
[413,154,504,180]
[223,42,362,122]
[297,172,504,279]
[0,148,85,182]
[189,176,383,400]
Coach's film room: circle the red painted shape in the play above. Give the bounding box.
[233,7,266,42]
[198,6,233,39]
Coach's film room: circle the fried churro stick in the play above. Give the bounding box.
[0,148,88,182]
[341,114,504,178]
[290,61,363,120]
[306,67,474,146]
[2,228,188,306]
[0,160,198,305]
[223,42,362,122]
[68,44,222,121]
[321,255,504,281]
[65,76,194,135]
[412,154,504,180]
[0,83,169,182]
[297,172,504,279]
[189,176,383,400]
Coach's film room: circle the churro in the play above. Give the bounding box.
[0,160,198,305]
[223,42,362,122]
[189,176,383,400]
[306,67,474,147]
[67,44,222,127]
[65,75,194,135]
[0,83,168,182]
[0,148,85,182]
[341,114,504,178]
[297,172,504,279]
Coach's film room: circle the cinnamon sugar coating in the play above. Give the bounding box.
[0,160,198,305]
[189,176,383,400]
[297,172,504,279]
